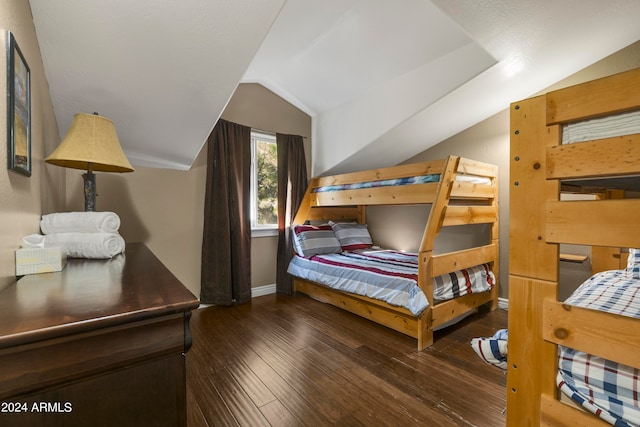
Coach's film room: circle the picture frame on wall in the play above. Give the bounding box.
[7,31,31,176]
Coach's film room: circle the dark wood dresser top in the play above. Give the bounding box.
[0,242,199,349]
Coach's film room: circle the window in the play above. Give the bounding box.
[250,130,278,236]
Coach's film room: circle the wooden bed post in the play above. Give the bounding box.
[292,178,318,226]
[419,156,459,328]
[591,189,625,274]
[489,164,500,311]
[507,96,560,426]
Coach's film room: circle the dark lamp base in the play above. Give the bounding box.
[83,172,96,212]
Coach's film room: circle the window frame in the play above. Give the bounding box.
[250,130,278,238]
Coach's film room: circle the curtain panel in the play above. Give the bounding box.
[276,133,308,294]
[201,119,252,305]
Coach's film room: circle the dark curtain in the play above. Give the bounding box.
[275,133,308,294]
[201,119,252,305]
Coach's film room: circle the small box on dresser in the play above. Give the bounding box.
[15,247,66,275]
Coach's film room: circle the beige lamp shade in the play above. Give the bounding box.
[45,113,134,172]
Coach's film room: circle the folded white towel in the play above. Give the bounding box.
[22,232,125,259]
[40,212,121,234]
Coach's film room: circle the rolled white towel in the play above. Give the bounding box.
[40,212,121,234]
[22,232,125,259]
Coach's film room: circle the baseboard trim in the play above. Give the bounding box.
[498,297,509,310]
[197,284,278,308]
[252,283,277,298]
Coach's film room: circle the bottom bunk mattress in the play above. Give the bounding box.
[471,266,640,427]
[557,269,640,427]
[287,248,495,316]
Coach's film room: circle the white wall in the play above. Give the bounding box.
[63,83,312,298]
[366,41,640,300]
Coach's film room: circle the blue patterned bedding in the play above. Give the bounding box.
[472,268,640,426]
[558,269,640,427]
[288,248,495,316]
[312,175,440,193]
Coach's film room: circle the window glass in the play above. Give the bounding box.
[251,131,278,231]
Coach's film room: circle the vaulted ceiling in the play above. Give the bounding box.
[29,0,640,176]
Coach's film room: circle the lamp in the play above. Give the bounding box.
[45,113,134,211]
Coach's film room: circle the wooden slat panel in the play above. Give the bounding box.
[509,98,560,281]
[314,159,447,187]
[449,180,495,199]
[540,394,606,426]
[430,244,497,277]
[506,275,558,427]
[457,157,498,178]
[543,300,640,369]
[546,199,640,248]
[293,279,420,338]
[312,182,438,206]
[547,134,640,179]
[430,291,493,327]
[306,206,362,222]
[442,205,497,226]
[546,67,640,124]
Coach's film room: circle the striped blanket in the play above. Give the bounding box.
[287,248,495,316]
[562,109,640,145]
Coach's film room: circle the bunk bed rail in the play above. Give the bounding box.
[308,156,497,208]
[430,244,498,277]
[543,301,640,369]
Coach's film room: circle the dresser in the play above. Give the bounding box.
[0,243,199,426]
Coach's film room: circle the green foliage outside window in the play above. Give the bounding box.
[256,139,278,225]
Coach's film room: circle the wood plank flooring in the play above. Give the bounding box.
[186,293,508,426]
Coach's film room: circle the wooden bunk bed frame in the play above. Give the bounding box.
[508,67,640,426]
[291,155,499,351]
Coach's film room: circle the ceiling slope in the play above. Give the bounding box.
[29,0,286,170]
[245,0,640,176]
[29,1,640,175]
[328,0,640,177]
[243,0,496,175]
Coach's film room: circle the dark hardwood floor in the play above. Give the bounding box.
[186,293,508,426]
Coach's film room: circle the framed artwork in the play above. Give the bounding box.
[7,31,31,176]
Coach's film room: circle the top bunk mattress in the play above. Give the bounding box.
[312,173,492,193]
[562,109,640,145]
[287,248,495,316]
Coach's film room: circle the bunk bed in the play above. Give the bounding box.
[508,67,640,426]
[288,155,500,351]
